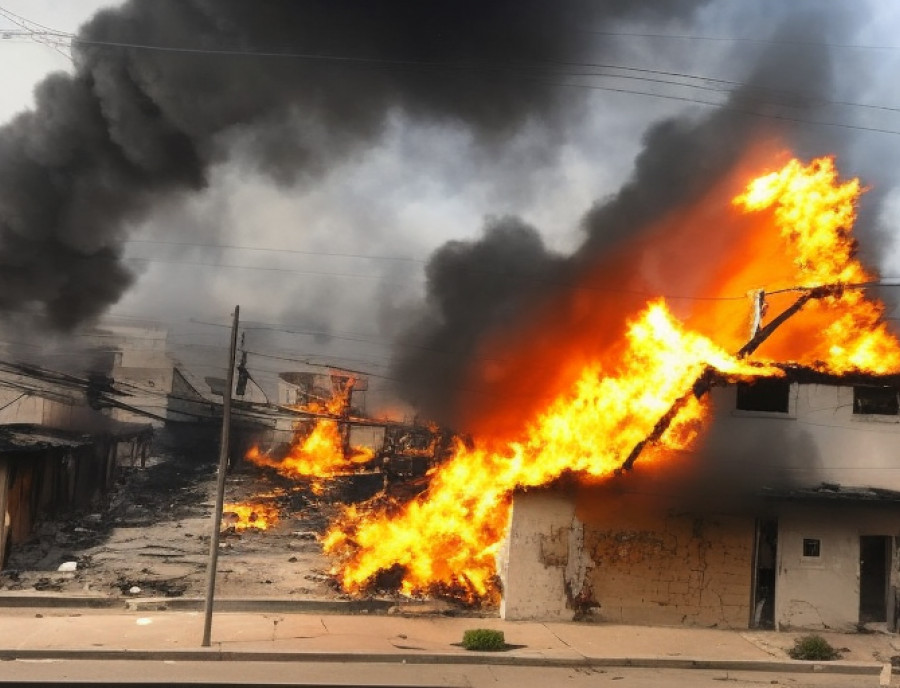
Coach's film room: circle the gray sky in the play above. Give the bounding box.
[2,1,900,408]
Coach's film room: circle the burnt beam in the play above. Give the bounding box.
[619,285,842,472]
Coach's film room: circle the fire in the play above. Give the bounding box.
[733,157,900,374]
[320,154,900,602]
[246,421,374,479]
[324,303,783,599]
[222,502,279,531]
[245,373,376,479]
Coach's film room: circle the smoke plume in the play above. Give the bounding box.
[390,4,892,430]
[0,0,707,330]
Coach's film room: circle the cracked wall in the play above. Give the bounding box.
[501,486,754,626]
[576,490,754,627]
[500,487,585,620]
[775,503,900,631]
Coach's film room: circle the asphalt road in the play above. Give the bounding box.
[0,660,892,687]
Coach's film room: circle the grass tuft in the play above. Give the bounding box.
[461,628,506,651]
[788,634,840,661]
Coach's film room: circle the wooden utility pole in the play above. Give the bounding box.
[202,305,240,647]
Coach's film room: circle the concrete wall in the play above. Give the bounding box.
[0,388,44,425]
[0,386,112,434]
[168,368,216,423]
[109,365,174,426]
[703,383,900,491]
[502,487,755,626]
[42,398,110,433]
[775,503,900,631]
[500,489,579,621]
[501,380,900,627]
[576,490,754,628]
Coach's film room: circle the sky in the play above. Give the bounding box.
[2,1,900,414]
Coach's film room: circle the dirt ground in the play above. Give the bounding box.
[0,435,392,602]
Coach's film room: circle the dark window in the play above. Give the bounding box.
[736,378,790,413]
[853,386,899,416]
[802,538,821,558]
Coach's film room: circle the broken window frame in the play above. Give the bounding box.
[735,378,791,414]
[852,385,900,416]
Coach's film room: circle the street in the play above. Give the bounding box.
[0,661,892,688]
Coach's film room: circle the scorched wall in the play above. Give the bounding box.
[502,487,755,627]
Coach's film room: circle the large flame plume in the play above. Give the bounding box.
[246,421,374,479]
[246,375,375,479]
[733,158,900,374]
[321,154,900,602]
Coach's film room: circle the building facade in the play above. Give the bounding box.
[500,372,900,631]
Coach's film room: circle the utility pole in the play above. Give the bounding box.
[620,285,840,472]
[201,305,240,647]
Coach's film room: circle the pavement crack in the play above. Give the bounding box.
[319,617,328,633]
[390,642,426,650]
[541,622,584,657]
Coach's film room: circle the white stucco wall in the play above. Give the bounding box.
[775,503,900,631]
[500,488,582,621]
[0,383,111,433]
[501,379,900,627]
[702,382,900,490]
[109,365,175,426]
[0,388,44,425]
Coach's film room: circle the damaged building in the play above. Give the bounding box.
[0,425,151,570]
[499,369,900,632]
[0,325,216,569]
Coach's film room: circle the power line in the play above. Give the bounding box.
[122,256,415,286]
[5,5,900,130]
[122,254,766,302]
[578,28,900,52]
[60,37,900,128]
[124,239,425,263]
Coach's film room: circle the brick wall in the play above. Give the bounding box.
[577,490,754,627]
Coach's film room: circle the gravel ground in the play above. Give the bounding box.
[1,440,362,601]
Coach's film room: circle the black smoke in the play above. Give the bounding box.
[392,216,568,423]
[0,0,708,330]
[391,4,894,428]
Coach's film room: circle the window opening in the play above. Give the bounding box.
[802,538,820,558]
[736,379,790,413]
[853,386,899,416]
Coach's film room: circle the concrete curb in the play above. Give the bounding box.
[0,595,126,609]
[126,597,396,614]
[0,647,885,675]
[0,595,398,614]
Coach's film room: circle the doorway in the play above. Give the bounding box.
[859,535,891,624]
[751,519,777,629]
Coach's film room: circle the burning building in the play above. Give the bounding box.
[3,0,900,630]
[500,369,900,631]
[245,367,448,491]
[314,155,900,630]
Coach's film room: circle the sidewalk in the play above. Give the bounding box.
[0,598,895,678]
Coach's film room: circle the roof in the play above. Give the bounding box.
[778,365,900,387]
[761,482,900,504]
[0,422,151,454]
[0,425,94,453]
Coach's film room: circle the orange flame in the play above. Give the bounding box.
[322,154,900,602]
[246,420,374,479]
[222,502,279,531]
[733,157,900,374]
[324,303,783,599]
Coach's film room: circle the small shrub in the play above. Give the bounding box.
[462,628,506,651]
[788,634,839,661]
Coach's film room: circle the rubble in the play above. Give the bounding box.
[0,445,343,601]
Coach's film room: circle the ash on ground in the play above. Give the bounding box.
[0,437,361,601]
